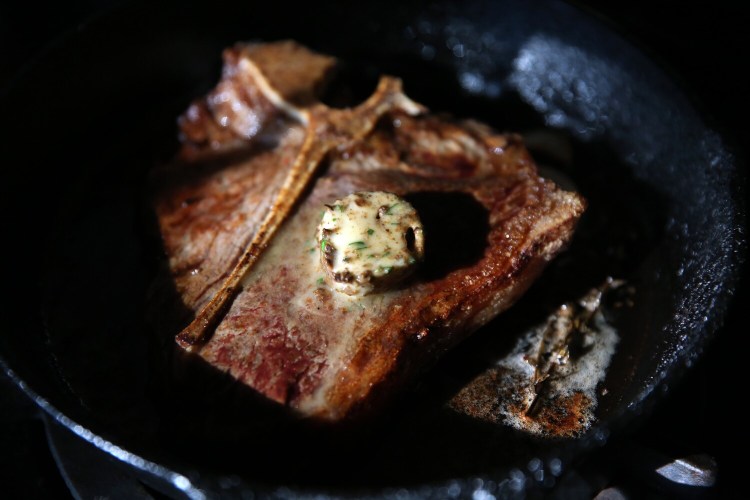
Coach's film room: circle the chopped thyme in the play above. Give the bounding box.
[316,277,325,285]
[367,228,375,236]
[308,247,316,253]
[349,241,368,250]
[386,203,401,214]
[321,239,329,252]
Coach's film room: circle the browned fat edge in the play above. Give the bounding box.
[176,77,425,348]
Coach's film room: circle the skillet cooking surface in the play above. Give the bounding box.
[0,0,744,497]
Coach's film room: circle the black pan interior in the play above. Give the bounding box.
[0,0,744,497]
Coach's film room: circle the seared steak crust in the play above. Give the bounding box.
[151,42,585,421]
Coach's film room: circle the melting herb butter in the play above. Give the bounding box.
[317,191,424,296]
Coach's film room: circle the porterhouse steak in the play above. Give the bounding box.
[151,41,585,421]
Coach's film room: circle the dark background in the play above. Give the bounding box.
[1,1,747,498]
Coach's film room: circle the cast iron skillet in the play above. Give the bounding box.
[0,0,744,497]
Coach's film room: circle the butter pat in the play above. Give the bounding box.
[317,191,424,296]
